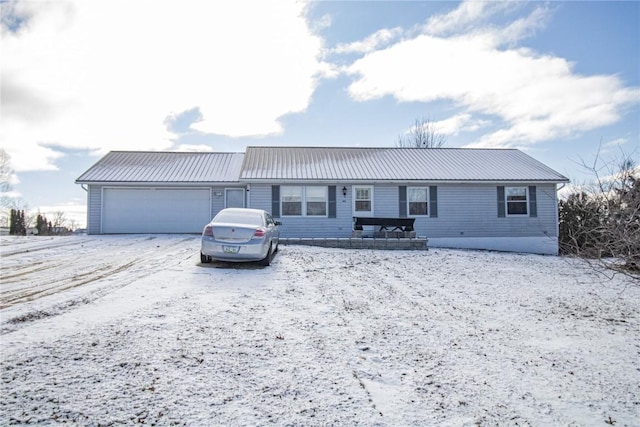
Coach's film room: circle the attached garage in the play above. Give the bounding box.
[76,151,246,235]
[102,188,211,233]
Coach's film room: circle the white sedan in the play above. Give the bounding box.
[200,208,280,266]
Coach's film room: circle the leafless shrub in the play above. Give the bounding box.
[559,146,639,281]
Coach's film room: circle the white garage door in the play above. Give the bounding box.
[103,188,211,233]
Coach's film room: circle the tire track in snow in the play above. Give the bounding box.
[0,260,57,282]
[0,237,94,257]
[1,260,140,309]
[0,236,199,328]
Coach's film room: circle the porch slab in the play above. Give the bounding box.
[280,237,428,250]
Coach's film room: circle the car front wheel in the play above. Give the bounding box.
[201,253,211,263]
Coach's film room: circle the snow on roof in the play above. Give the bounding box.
[240,146,570,182]
[76,151,245,183]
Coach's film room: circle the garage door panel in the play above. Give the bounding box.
[103,188,211,233]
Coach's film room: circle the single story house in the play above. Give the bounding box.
[76,146,569,254]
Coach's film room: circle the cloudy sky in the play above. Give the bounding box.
[1,0,638,227]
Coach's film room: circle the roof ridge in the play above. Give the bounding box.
[108,150,246,154]
[245,146,519,151]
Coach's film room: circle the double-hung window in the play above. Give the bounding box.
[306,186,327,216]
[281,186,327,216]
[282,186,303,216]
[506,187,528,215]
[408,187,429,216]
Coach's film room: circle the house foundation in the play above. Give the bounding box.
[280,237,427,250]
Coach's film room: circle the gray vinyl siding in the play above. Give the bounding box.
[210,188,225,219]
[373,185,398,217]
[416,183,558,239]
[250,182,559,239]
[87,185,102,235]
[247,184,272,214]
[87,181,559,240]
[248,184,353,238]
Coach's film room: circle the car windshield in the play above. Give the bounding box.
[213,211,263,226]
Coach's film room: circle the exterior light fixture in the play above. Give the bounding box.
[342,186,347,197]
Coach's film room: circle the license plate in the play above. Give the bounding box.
[223,246,240,254]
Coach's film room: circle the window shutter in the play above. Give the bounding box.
[497,186,505,217]
[399,186,407,217]
[529,186,537,217]
[271,185,280,218]
[429,186,438,218]
[328,186,336,218]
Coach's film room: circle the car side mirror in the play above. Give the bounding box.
[275,221,282,226]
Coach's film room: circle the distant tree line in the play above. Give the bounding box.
[9,209,27,235]
[9,209,65,236]
[2,150,75,235]
[558,155,639,281]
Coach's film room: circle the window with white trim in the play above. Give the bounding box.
[353,186,373,215]
[306,186,327,216]
[506,186,528,215]
[282,186,302,216]
[281,186,328,217]
[408,187,429,216]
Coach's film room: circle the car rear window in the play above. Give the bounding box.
[213,211,263,226]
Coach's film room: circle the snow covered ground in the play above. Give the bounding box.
[1,235,638,426]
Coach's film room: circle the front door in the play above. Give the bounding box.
[225,188,245,208]
[352,185,374,217]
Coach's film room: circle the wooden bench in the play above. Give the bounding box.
[353,217,415,232]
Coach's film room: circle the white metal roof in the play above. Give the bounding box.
[77,147,569,184]
[240,147,569,182]
[76,151,245,183]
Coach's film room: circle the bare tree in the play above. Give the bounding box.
[559,146,639,281]
[51,210,69,233]
[0,149,12,194]
[396,117,447,149]
[1,149,16,227]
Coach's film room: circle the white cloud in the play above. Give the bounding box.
[345,2,639,149]
[603,137,628,148]
[432,114,490,136]
[309,12,332,33]
[424,1,515,37]
[424,1,549,46]
[333,27,403,54]
[1,0,324,171]
[315,60,341,79]
[1,190,22,199]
